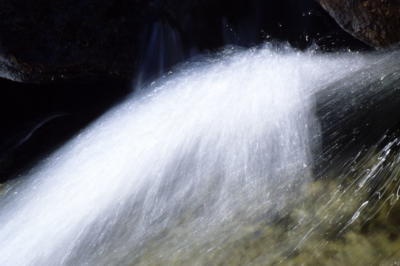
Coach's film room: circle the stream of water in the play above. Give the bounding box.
[0,45,398,265]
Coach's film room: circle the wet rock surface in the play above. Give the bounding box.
[134,138,400,265]
[316,0,400,48]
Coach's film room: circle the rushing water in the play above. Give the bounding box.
[0,45,399,265]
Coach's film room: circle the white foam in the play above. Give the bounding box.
[0,45,374,265]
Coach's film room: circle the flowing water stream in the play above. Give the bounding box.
[0,45,399,265]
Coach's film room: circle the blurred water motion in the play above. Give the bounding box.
[0,45,399,265]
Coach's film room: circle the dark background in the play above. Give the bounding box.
[0,0,370,182]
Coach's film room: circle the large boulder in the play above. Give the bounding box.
[316,0,400,48]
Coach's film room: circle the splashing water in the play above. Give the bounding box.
[0,45,396,265]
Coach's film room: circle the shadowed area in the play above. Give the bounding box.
[0,78,131,182]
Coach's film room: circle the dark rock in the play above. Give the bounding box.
[0,0,369,83]
[0,0,161,82]
[316,0,400,48]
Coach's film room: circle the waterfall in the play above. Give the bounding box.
[0,45,395,265]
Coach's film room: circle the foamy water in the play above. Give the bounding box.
[0,45,388,265]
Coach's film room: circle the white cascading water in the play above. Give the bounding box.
[0,45,386,265]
